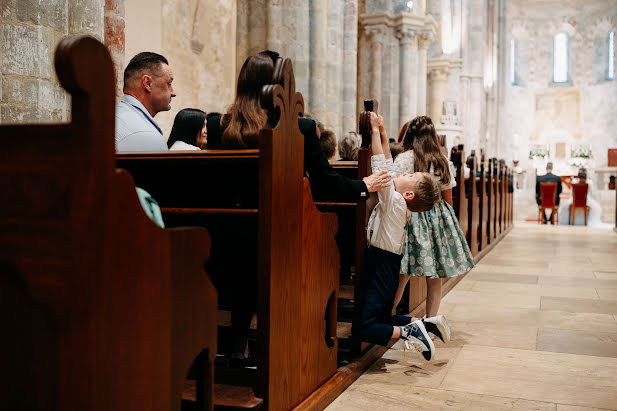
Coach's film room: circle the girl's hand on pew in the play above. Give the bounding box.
[363,170,392,192]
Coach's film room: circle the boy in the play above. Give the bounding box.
[352,113,442,361]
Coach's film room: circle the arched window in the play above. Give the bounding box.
[510,39,516,85]
[609,31,615,80]
[553,32,568,83]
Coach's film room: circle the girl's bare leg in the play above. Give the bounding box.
[425,277,443,317]
[392,274,411,314]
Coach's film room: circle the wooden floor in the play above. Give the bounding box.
[326,223,617,410]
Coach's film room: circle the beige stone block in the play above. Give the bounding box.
[328,384,557,411]
[470,281,599,299]
[356,340,463,389]
[539,276,617,289]
[556,405,608,411]
[467,271,539,284]
[448,320,537,350]
[537,327,617,358]
[595,271,617,280]
[541,296,617,315]
[440,345,617,409]
[597,288,617,301]
[443,290,540,309]
[471,264,550,276]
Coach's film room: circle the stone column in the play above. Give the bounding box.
[342,0,358,134]
[69,0,105,40]
[104,0,125,98]
[309,0,328,118]
[417,32,432,115]
[365,25,386,104]
[427,61,449,125]
[396,28,418,126]
[266,0,282,53]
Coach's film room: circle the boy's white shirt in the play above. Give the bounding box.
[366,154,410,255]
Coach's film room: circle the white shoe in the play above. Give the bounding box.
[422,315,451,343]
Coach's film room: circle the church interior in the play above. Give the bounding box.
[1,0,616,410]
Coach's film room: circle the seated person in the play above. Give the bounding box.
[116,52,176,151]
[351,112,442,361]
[338,131,360,161]
[205,51,392,365]
[167,108,208,150]
[536,162,562,223]
[319,129,337,160]
[558,169,608,227]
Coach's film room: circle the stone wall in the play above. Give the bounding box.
[0,0,104,123]
[124,0,236,138]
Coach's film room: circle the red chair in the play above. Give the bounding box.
[539,182,559,224]
[570,183,589,225]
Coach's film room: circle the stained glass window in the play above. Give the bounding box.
[510,39,516,85]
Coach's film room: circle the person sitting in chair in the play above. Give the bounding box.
[536,162,562,224]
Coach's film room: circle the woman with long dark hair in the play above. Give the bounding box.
[206,51,391,364]
[167,108,207,150]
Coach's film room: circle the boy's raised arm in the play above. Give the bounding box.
[377,115,391,160]
[370,112,384,156]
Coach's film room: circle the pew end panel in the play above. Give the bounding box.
[0,36,217,411]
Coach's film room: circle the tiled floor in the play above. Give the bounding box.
[327,224,617,410]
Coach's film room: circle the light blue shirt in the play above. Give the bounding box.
[115,94,168,151]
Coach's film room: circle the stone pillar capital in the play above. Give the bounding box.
[428,67,449,80]
[364,24,387,43]
[395,27,419,45]
[418,30,434,49]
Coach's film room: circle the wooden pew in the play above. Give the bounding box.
[477,156,489,251]
[499,161,507,233]
[0,36,217,411]
[451,145,468,235]
[117,58,339,411]
[493,158,501,239]
[486,158,496,245]
[466,151,479,256]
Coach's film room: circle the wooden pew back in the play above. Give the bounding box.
[118,58,339,410]
[466,151,479,255]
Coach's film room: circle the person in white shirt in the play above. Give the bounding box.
[115,52,176,151]
[167,108,208,150]
[351,112,442,361]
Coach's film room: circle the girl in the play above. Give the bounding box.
[392,116,475,322]
[167,108,208,150]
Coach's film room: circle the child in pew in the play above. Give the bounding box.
[351,112,442,361]
[392,116,475,339]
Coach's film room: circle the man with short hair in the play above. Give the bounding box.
[115,52,176,151]
[536,162,562,224]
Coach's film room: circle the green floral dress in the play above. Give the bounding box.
[393,150,475,278]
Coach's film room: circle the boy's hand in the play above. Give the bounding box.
[377,114,384,133]
[363,170,391,192]
[369,112,380,132]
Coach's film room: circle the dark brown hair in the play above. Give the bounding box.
[320,130,337,159]
[221,53,275,147]
[402,116,451,187]
[124,52,168,88]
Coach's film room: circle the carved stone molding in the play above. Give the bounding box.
[364,24,387,43]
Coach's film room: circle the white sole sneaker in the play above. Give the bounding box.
[402,320,436,361]
[423,315,451,343]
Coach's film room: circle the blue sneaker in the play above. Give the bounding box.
[400,319,435,361]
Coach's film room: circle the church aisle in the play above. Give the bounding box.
[327,224,617,410]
